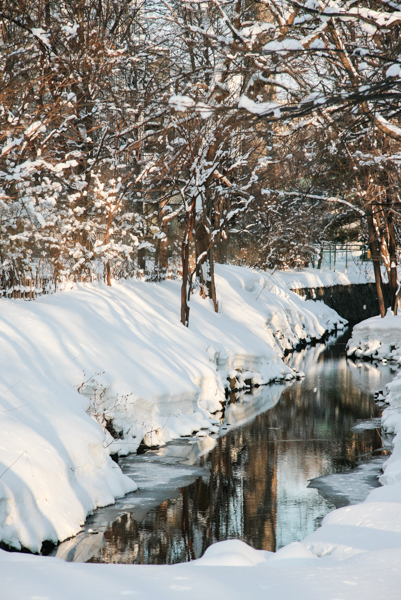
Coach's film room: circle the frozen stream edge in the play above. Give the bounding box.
[2,315,401,597]
[53,335,397,564]
[0,265,346,553]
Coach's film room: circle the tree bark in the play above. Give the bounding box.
[155,199,169,281]
[387,214,398,314]
[105,210,113,287]
[195,221,218,312]
[385,180,399,314]
[181,198,196,327]
[367,208,386,318]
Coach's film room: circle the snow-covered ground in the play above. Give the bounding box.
[276,260,381,289]
[347,313,401,487]
[1,501,401,599]
[2,267,401,598]
[347,312,401,363]
[0,265,345,553]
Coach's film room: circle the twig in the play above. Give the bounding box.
[255,267,277,301]
[356,447,389,459]
[0,451,27,479]
[0,382,19,399]
[1,404,28,414]
[371,414,386,447]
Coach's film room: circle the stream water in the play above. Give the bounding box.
[52,329,398,564]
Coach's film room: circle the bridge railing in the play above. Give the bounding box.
[310,243,372,271]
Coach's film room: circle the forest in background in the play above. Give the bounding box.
[1,0,401,323]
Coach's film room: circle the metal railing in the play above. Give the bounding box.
[310,243,372,271]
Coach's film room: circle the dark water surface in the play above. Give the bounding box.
[53,330,397,564]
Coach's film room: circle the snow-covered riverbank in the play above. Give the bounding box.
[347,314,401,488]
[0,265,345,553]
[1,497,401,600]
[347,313,401,363]
[2,268,401,598]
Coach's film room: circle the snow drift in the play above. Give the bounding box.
[346,312,401,363]
[347,315,401,487]
[0,265,345,552]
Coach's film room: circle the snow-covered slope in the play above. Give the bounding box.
[1,513,401,600]
[3,271,401,599]
[378,371,401,487]
[346,314,401,485]
[275,262,382,289]
[347,313,401,362]
[0,265,345,552]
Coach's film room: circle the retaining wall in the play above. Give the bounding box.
[292,282,391,323]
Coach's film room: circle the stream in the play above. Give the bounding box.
[52,329,398,564]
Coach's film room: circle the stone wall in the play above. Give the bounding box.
[292,282,391,323]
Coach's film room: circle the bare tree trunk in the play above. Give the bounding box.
[367,208,386,318]
[155,199,169,280]
[374,208,391,279]
[195,221,218,312]
[104,211,113,287]
[156,236,169,280]
[385,184,399,314]
[181,199,196,327]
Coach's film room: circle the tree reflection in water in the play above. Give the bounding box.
[66,331,397,564]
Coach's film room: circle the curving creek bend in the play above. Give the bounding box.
[50,328,399,564]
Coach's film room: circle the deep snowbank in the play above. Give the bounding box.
[275,261,381,289]
[346,313,401,363]
[3,281,401,598]
[1,511,401,599]
[0,265,345,553]
[347,315,401,487]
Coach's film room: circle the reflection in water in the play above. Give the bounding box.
[53,330,398,564]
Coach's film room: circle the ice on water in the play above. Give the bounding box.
[309,458,385,508]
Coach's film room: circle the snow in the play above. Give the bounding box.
[240,22,273,40]
[61,23,79,39]
[24,121,46,138]
[375,113,401,139]
[346,313,401,362]
[309,38,326,49]
[193,539,271,566]
[262,39,304,54]
[168,95,196,111]
[1,511,401,599]
[386,63,401,78]
[31,28,51,47]
[238,95,280,116]
[3,267,401,597]
[309,458,386,507]
[194,102,213,119]
[345,6,401,28]
[272,262,381,289]
[0,265,345,554]
[346,314,401,489]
